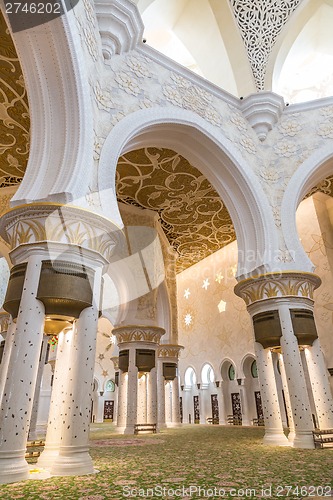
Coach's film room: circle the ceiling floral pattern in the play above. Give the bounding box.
[0,11,29,188]
[116,148,235,273]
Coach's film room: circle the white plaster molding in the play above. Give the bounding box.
[281,144,333,273]
[95,0,144,59]
[3,2,94,207]
[98,107,280,278]
[240,92,285,141]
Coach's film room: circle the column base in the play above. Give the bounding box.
[166,422,182,428]
[262,429,290,446]
[0,450,29,484]
[37,445,59,469]
[157,423,167,430]
[28,430,39,442]
[290,431,315,449]
[123,425,135,435]
[51,445,96,476]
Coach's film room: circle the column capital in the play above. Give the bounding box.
[0,311,10,337]
[113,325,165,344]
[157,344,184,360]
[111,356,119,370]
[234,272,321,307]
[0,202,122,263]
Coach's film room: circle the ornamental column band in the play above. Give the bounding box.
[157,345,183,428]
[0,203,120,483]
[235,272,328,449]
[113,325,165,434]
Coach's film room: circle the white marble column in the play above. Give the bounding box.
[147,367,157,425]
[51,268,101,476]
[28,338,49,441]
[239,382,251,426]
[165,382,172,424]
[278,354,295,443]
[254,342,289,446]
[116,371,127,430]
[137,373,147,423]
[304,339,333,429]
[124,347,138,434]
[171,377,181,426]
[218,383,226,425]
[279,304,315,449]
[157,360,166,429]
[0,318,16,405]
[38,328,73,469]
[0,255,45,484]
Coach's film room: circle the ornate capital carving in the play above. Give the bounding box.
[240,92,285,141]
[111,356,119,370]
[234,272,321,307]
[95,0,144,60]
[0,311,10,335]
[112,325,165,344]
[0,203,122,262]
[157,344,184,359]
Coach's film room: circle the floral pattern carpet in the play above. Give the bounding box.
[0,424,332,499]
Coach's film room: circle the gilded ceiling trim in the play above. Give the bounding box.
[0,11,29,187]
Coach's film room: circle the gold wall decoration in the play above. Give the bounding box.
[0,11,29,187]
[112,325,165,344]
[234,272,321,307]
[157,344,183,359]
[117,148,235,272]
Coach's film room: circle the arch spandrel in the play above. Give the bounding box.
[99,107,279,279]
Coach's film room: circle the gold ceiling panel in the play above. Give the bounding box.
[116,148,235,272]
[0,10,29,187]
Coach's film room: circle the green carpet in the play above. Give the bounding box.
[0,424,332,499]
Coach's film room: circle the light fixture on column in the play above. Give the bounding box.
[181,385,184,391]
[99,391,104,397]
[237,378,243,386]
[197,383,201,390]
[215,380,220,388]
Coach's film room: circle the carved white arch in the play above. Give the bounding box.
[220,357,237,381]
[98,107,278,279]
[281,144,333,272]
[1,4,94,206]
[200,362,215,385]
[239,352,256,379]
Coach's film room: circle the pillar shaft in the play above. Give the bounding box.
[0,319,16,405]
[278,354,295,443]
[171,377,181,425]
[0,254,45,484]
[157,359,166,429]
[51,268,102,476]
[28,338,49,441]
[254,342,289,446]
[147,367,157,424]
[37,328,73,468]
[116,371,127,429]
[124,347,138,434]
[279,304,314,448]
[305,339,333,429]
